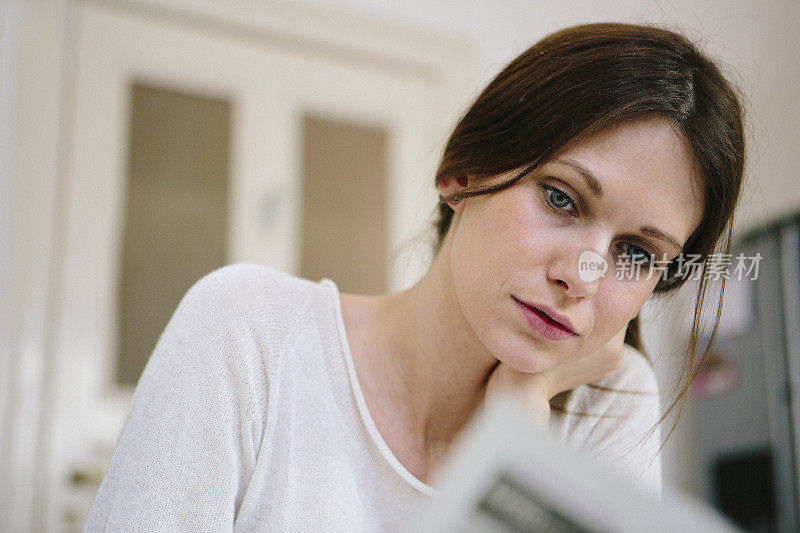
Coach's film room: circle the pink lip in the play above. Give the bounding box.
[513,297,578,340]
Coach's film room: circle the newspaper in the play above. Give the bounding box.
[408,391,740,533]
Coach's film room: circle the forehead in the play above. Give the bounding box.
[548,117,704,240]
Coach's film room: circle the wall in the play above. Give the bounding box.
[0,0,73,529]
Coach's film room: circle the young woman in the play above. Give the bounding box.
[87,22,745,531]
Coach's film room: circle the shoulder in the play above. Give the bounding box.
[571,343,660,416]
[181,262,318,321]
[551,344,664,498]
[141,263,324,413]
[185,262,314,308]
[551,343,661,430]
[168,262,322,356]
[601,344,660,395]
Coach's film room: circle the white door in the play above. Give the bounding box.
[45,2,457,530]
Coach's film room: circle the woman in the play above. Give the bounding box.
[87,22,745,531]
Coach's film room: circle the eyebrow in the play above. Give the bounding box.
[639,226,684,253]
[554,158,604,198]
[553,157,685,252]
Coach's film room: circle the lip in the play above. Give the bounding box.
[513,297,579,338]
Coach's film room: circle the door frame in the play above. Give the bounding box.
[0,0,473,530]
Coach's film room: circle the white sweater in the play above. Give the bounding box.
[85,263,662,532]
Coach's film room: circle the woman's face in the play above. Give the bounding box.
[440,117,704,372]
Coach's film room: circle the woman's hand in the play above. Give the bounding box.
[484,326,628,428]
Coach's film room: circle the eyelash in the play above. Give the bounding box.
[538,183,657,265]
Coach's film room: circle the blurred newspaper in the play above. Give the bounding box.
[408,391,740,533]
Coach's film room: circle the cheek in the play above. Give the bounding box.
[454,195,544,274]
[488,195,563,272]
[595,279,655,334]
[447,209,507,324]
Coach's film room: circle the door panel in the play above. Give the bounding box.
[118,83,231,386]
[300,115,388,295]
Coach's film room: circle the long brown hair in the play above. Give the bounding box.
[432,23,746,450]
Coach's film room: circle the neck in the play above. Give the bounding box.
[352,237,500,459]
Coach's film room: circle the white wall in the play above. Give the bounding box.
[291,0,800,495]
[0,1,73,529]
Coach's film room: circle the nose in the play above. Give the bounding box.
[547,249,602,300]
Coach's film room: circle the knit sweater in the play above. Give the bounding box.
[85,262,662,532]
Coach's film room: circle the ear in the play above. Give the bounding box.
[436,175,469,210]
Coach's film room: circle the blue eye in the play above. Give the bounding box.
[620,242,654,265]
[542,185,576,212]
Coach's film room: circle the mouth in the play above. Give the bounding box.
[512,296,578,336]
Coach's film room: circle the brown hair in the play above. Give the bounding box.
[432,23,746,449]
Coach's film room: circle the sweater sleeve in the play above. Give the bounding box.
[85,265,274,532]
[555,345,664,500]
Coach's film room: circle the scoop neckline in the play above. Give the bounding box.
[319,277,439,497]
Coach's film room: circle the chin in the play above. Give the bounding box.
[497,350,553,374]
